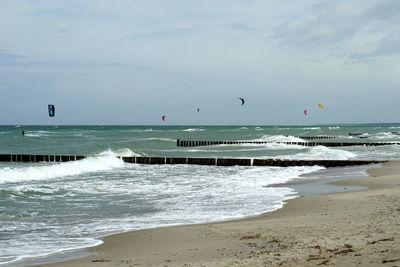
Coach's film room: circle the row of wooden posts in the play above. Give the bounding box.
[0,154,385,168]
[296,135,366,139]
[295,136,336,140]
[176,139,400,147]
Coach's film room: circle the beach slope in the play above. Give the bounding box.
[39,162,400,267]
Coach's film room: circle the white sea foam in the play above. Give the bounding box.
[204,142,306,150]
[261,142,306,150]
[125,129,158,133]
[0,151,124,184]
[182,128,205,132]
[233,165,325,186]
[0,238,102,266]
[371,132,400,140]
[184,147,277,153]
[25,131,50,137]
[114,148,141,157]
[144,137,176,142]
[350,145,400,161]
[258,134,306,143]
[301,127,321,130]
[283,146,357,160]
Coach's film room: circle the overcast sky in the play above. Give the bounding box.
[1,0,400,125]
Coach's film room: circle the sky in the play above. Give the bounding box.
[1,0,400,125]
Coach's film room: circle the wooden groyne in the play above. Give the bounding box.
[176,139,400,147]
[0,154,385,168]
[294,136,336,140]
[299,135,368,140]
[0,154,85,162]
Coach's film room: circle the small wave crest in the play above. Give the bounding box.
[24,131,50,137]
[182,128,205,132]
[283,146,357,160]
[0,150,124,184]
[301,127,321,130]
[145,137,176,142]
[258,135,305,143]
[371,132,400,140]
[114,148,142,157]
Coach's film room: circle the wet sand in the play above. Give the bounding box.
[36,162,400,267]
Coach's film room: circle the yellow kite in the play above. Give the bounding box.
[317,104,324,109]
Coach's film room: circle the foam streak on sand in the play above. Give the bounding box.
[38,162,400,267]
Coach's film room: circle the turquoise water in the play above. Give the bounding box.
[1,124,400,266]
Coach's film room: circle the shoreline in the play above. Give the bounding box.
[26,161,400,267]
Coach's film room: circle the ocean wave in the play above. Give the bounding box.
[249,165,325,186]
[24,131,51,137]
[136,137,176,142]
[371,132,400,140]
[114,148,142,157]
[182,128,205,132]
[0,150,124,184]
[257,135,306,143]
[212,142,306,150]
[282,146,357,160]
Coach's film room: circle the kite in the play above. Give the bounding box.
[304,109,308,115]
[197,108,200,112]
[48,104,55,117]
[238,98,245,106]
[317,104,324,109]
[162,115,166,121]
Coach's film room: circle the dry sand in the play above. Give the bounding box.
[37,162,400,267]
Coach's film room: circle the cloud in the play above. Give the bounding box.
[228,23,257,32]
[269,0,400,61]
[347,0,400,60]
[127,25,207,40]
[0,50,25,64]
[364,0,400,20]
[1,0,400,124]
[350,37,400,60]
[58,28,69,33]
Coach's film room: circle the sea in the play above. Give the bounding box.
[1,124,400,266]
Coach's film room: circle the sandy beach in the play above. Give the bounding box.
[36,162,400,267]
